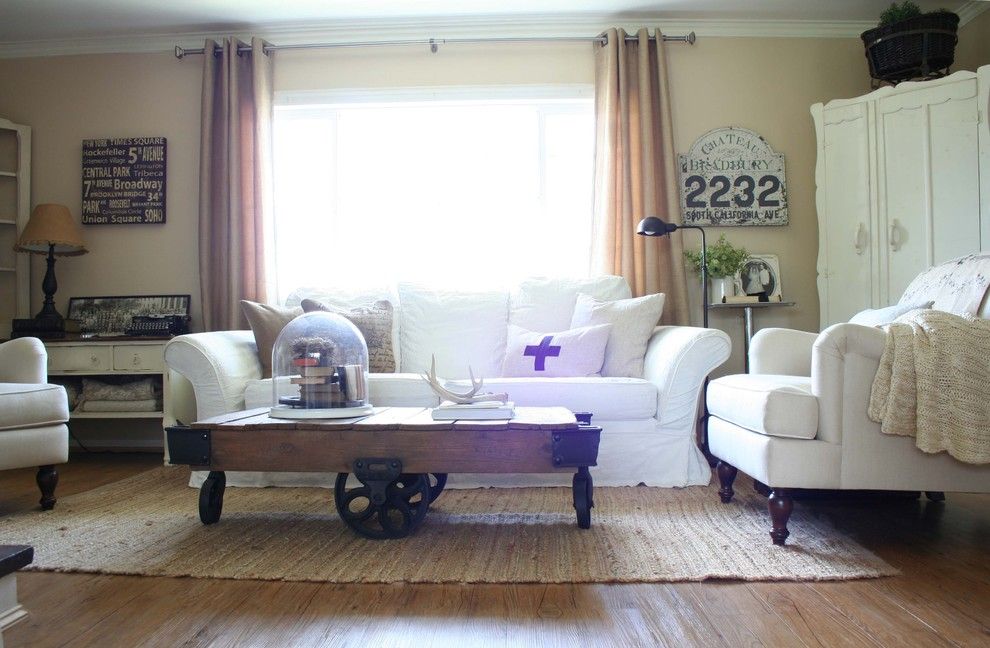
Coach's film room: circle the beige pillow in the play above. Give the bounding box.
[570,292,666,378]
[240,301,303,378]
[300,299,397,373]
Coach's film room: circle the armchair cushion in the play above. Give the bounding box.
[0,384,69,432]
[707,374,818,440]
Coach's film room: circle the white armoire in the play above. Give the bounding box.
[812,65,990,328]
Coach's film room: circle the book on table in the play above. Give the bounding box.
[431,400,516,420]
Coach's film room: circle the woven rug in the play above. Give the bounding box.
[0,467,895,583]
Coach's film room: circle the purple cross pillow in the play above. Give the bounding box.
[501,324,612,378]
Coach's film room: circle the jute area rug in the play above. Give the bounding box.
[0,467,895,583]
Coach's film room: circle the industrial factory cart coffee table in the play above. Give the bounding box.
[166,406,601,539]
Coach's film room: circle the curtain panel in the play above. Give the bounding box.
[199,37,274,331]
[592,27,689,325]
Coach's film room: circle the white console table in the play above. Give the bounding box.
[44,336,171,420]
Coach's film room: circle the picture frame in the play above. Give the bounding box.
[734,255,782,301]
[67,294,190,335]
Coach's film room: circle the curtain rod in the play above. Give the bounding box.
[173,32,696,59]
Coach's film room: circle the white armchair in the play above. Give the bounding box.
[0,337,69,510]
[706,255,990,545]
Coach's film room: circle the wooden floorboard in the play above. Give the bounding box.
[1,454,988,647]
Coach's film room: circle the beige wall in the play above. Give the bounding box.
[956,9,990,72]
[0,23,981,378]
[0,53,203,327]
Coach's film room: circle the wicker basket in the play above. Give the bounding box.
[861,12,959,83]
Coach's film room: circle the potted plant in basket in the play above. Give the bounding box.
[684,235,748,304]
[862,2,959,85]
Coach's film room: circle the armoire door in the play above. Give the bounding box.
[877,77,981,303]
[814,101,876,327]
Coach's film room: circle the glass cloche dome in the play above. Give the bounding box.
[269,311,373,419]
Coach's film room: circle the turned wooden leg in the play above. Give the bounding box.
[768,488,793,546]
[925,491,946,502]
[37,465,58,511]
[716,461,737,503]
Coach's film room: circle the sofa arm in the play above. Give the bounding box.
[811,322,887,445]
[163,331,261,421]
[0,337,47,384]
[749,328,818,376]
[644,326,731,430]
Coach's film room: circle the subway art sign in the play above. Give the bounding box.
[678,127,787,226]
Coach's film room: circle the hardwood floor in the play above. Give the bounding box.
[2,454,988,647]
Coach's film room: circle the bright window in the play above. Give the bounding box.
[271,86,594,301]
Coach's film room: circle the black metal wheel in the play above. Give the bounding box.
[199,470,226,524]
[572,467,593,530]
[427,473,447,503]
[334,472,431,539]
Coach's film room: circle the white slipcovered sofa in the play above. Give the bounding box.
[0,337,69,509]
[164,277,730,487]
[707,254,990,544]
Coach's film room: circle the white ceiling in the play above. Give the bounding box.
[0,0,985,55]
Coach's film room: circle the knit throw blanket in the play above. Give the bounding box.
[868,310,990,464]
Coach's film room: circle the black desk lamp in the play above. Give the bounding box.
[14,204,88,332]
[636,216,708,328]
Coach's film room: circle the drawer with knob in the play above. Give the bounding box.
[47,345,113,372]
[113,345,164,372]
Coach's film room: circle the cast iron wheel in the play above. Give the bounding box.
[572,469,593,530]
[428,473,448,503]
[199,471,226,524]
[334,472,431,539]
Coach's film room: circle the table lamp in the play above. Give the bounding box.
[636,216,709,328]
[14,204,88,332]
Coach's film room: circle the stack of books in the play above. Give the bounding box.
[431,400,515,421]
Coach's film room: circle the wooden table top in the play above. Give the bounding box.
[192,406,579,433]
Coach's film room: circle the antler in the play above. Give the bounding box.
[420,355,508,404]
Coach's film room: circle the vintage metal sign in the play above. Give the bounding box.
[81,137,166,225]
[678,127,787,226]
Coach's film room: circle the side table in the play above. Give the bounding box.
[709,301,796,372]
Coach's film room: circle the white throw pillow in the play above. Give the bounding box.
[501,324,612,378]
[849,301,933,327]
[398,284,509,379]
[509,276,631,332]
[570,293,666,378]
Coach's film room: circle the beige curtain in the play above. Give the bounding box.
[592,27,689,325]
[199,37,274,331]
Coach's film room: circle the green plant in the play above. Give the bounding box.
[879,1,922,25]
[684,235,748,278]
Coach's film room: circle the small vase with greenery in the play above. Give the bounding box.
[684,235,748,303]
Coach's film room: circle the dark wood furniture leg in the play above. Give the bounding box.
[768,488,793,545]
[36,465,58,510]
[572,466,593,529]
[199,471,226,524]
[716,461,737,503]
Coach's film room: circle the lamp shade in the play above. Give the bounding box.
[14,204,88,256]
[636,216,678,237]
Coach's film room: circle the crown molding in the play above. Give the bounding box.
[957,0,990,25]
[0,6,985,60]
